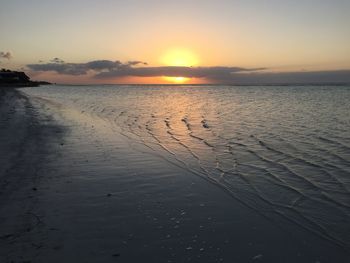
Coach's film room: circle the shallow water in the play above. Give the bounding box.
[21,84,350,250]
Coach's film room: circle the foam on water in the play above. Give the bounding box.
[21,84,350,249]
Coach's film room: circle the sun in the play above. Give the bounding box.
[160,48,199,83]
[163,76,187,83]
[161,49,199,67]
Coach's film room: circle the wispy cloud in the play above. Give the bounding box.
[27,58,350,84]
[50,57,65,63]
[0,51,13,60]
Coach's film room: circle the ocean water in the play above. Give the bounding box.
[21,84,350,250]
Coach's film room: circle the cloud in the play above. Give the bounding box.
[28,60,124,75]
[127,61,148,66]
[95,66,263,79]
[27,62,87,75]
[26,59,350,84]
[0,51,13,60]
[227,70,350,84]
[85,60,122,70]
[50,57,65,63]
[27,59,262,79]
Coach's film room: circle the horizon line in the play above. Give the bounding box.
[39,82,350,87]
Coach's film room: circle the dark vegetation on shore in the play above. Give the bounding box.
[0,69,50,87]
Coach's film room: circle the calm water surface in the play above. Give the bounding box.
[22,85,350,250]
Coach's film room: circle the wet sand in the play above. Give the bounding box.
[0,88,64,261]
[0,87,349,262]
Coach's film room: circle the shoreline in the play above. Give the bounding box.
[0,88,64,261]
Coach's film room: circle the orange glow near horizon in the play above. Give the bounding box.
[160,48,199,83]
[30,72,209,85]
[29,48,208,84]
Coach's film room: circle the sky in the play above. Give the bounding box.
[1,0,350,84]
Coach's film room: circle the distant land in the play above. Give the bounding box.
[0,69,51,87]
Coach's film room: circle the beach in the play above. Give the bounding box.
[0,85,349,263]
[0,87,63,261]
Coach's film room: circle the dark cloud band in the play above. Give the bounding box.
[27,59,262,79]
[26,59,350,84]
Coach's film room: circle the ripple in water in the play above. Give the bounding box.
[22,84,350,249]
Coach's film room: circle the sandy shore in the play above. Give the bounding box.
[0,88,64,262]
[0,87,349,263]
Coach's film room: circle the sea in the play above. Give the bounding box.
[20,84,350,260]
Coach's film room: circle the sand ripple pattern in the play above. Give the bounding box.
[22,85,350,249]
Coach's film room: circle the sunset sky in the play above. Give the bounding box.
[1,0,350,84]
